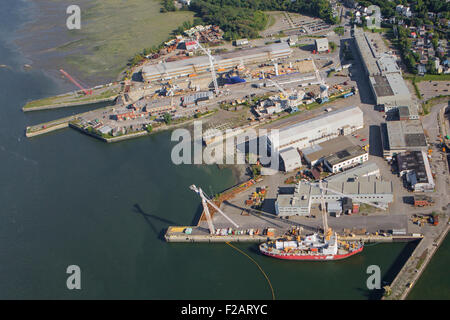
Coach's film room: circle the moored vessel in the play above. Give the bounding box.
[259,230,363,261]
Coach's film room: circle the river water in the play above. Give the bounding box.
[0,0,446,299]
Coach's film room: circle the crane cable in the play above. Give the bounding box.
[225,242,275,300]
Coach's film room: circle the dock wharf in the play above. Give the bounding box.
[383,222,449,300]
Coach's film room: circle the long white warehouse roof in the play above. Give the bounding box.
[269,106,364,150]
[142,42,292,77]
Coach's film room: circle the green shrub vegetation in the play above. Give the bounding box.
[189,0,337,40]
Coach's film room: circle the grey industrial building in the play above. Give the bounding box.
[267,106,364,154]
[323,145,368,173]
[275,177,394,216]
[279,147,302,172]
[324,162,380,183]
[354,27,412,107]
[301,136,368,173]
[142,43,292,82]
[382,120,428,158]
[315,38,329,52]
[397,150,435,192]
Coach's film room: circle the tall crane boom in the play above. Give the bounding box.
[59,69,93,95]
[189,185,239,234]
[311,59,324,86]
[266,78,288,97]
[195,41,219,94]
[319,179,329,234]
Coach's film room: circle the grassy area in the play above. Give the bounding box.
[414,74,450,83]
[267,14,276,29]
[23,93,74,109]
[416,249,428,270]
[362,26,391,33]
[58,0,194,80]
[422,95,450,115]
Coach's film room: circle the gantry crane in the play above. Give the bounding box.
[59,69,93,95]
[195,41,219,94]
[189,185,239,234]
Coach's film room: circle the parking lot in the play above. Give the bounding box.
[418,81,450,100]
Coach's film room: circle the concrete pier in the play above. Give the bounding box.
[164,226,277,243]
[25,116,77,137]
[164,226,424,244]
[383,223,449,300]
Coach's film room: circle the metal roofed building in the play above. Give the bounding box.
[279,147,302,172]
[301,136,357,167]
[369,73,411,106]
[275,176,394,216]
[397,150,435,192]
[382,120,428,158]
[315,38,329,52]
[384,104,419,119]
[323,145,368,173]
[325,162,380,183]
[267,106,364,153]
[377,55,401,74]
[300,136,368,172]
[354,27,413,107]
[142,42,292,82]
[354,27,380,76]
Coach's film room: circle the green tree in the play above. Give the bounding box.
[163,113,172,124]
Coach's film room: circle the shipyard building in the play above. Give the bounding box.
[397,151,435,192]
[275,176,394,216]
[354,27,412,108]
[324,162,380,183]
[142,43,292,82]
[267,106,364,154]
[382,120,428,158]
[300,136,368,173]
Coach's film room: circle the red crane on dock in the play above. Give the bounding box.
[59,69,93,95]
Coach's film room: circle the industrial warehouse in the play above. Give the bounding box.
[324,162,381,183]
[275,176,394,217]
[141,42,293,82]
[268,106,364,153]
[397,151,435,192]
[300,136,368,172]
[354,27,412,108]
[382,120,428,158]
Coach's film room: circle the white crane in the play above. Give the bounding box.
[266,78,288,98]
[319,179,329,234]
[311,58,325,86]
[195,41,219,94]
[305,180,388,211]
[189,185,239,234]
